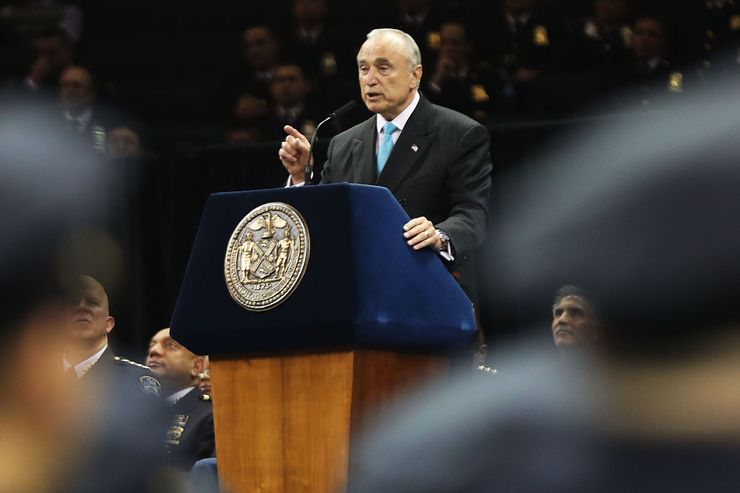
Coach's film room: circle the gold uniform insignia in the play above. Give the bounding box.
[166,415,189,445]
[533,26,549,46]
[668,72,684,93]
[427,31,441,50]
[621,26,633,46]
[470,84,490,103]
[225,202,310,311]
[321,52,337,75]
[731,15,740,31]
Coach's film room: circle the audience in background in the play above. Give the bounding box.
[107,126,142,157]
[2,1,737,147]
[262,62,319,141]
[59,65,119,150]
[609,13,684,107]
[283,0,356,111]
[570,0,633,72]
[223,25,281,112]
[18,26,74,97]
[425,20,495,122]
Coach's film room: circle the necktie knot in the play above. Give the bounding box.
[383,122,397,136]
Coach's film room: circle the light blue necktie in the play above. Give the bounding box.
[376,122,397,174]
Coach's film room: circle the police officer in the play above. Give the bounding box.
[146,327,215,470]
[63,274,161,397]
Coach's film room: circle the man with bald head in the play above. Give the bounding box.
[279,28,492,302]
[63,275,160,396]
[146,327,214,470]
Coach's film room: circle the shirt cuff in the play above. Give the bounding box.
[436,229,455,261]
[286,176,305,187]
[438,247,454,262]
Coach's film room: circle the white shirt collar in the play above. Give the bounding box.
[63,106,93,125]
[646,56,663,71]
[375,90,420,136]
[63,344,108,378]
[505,11,532,30]
[167,385,196,404]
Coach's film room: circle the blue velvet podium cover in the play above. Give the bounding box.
[170,183,476,356]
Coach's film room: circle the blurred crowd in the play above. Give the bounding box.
[3,0,740,152]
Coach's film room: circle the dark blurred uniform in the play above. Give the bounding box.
[220,25,280,126]
[568,0,633,72]
[258,63,321,142]
[686,0,740,76]
[607,15,686,108]
[281,0,357,113]
[75,346,162,398]
[425,20,498,122]
[485,0,567,116]
[166,389,215,470]
[384,0,449,71]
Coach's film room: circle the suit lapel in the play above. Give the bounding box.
[350,117,377,184]
[377,97,435,192]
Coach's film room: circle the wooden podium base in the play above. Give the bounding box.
[210,351,448,493]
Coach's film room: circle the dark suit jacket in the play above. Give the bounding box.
[166,387,215,470]
[320,95,492,299]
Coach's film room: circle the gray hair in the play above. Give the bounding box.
[365,28,422,70]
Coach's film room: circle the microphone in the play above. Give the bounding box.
[305,100,356,184]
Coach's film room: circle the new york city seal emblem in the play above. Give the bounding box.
[224,202,310,311]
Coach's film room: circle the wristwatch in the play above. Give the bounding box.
[436,229,450,252]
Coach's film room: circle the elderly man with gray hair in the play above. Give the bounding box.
[279,28,492,303]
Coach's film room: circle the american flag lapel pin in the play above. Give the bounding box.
[411,144,419,152]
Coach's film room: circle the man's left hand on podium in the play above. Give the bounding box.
[403,216,442,252]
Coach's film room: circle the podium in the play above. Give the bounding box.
[171,183,475,492]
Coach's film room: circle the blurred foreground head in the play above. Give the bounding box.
[489,71,740,356]
[0,99,173,493]
[0,97,110,337]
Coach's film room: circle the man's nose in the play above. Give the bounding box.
[364,68,378,85]
[148,344,162,357]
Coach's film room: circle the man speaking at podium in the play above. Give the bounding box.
[279,28,492,300]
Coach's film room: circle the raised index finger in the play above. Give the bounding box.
[284,125,308,143]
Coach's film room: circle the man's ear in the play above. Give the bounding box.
[411,65,422,87]
[106,316,115,335]
[191,356,205,378]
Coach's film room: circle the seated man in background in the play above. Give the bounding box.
[64,274,160,397]
[260,61,319,141]
[551,284,601,355]
[146,327,215,470]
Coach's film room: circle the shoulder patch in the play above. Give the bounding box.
[140,375,161,397]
